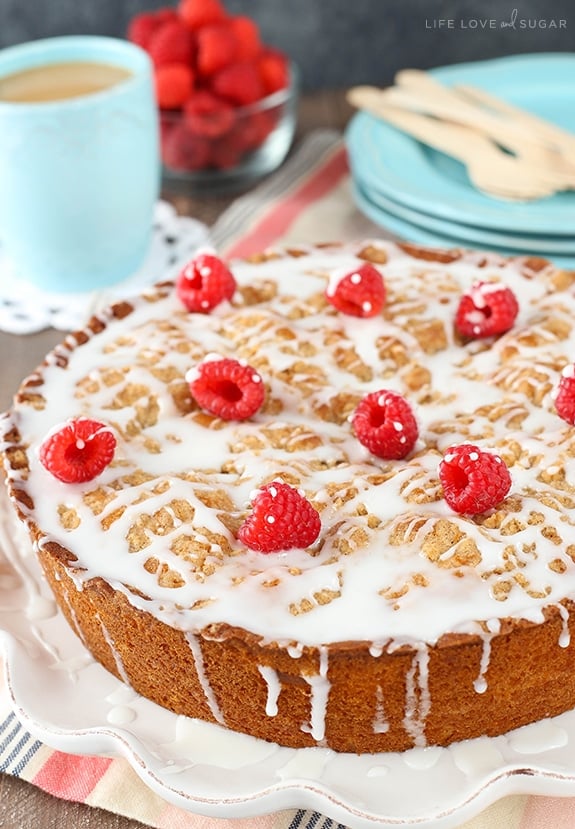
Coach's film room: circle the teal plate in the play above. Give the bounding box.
[352,179,575,269]
[346,53,575,236]
[352,168,575,254]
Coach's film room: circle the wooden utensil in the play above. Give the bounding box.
[455,82,575,160]
[393,69,575,182]
[347,86,567,200]
[371,85,575,187]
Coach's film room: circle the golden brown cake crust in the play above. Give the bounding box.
[32,545,575,753]
[3,238,575,753]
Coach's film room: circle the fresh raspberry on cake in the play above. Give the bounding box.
[178,0,227,31]
[148,20,195,67]
[238,481,321,553]
[352,390,418,460]
[196,23,238,77]
[325,262,386,318]
[439,443,512,515]
[211,62,264,106]
[183,90,235,138]
[554,364,575,425]
[39,418,116,483]
[187,356,265,420]
[155,63,195,109]
[176,251,236,312]
[455,281,519,339]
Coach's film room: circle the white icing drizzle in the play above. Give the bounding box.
[301,647,330,743]
[557,603,571,648]
[171,714,277,768]
[26,594,57,622]
[184,632,225,725]
[107,706,136,725]
[403,646,431,748]
[507,720,569,754]
[449,736,505,776]
[402,745,443,770]
[0,503,58,634]
[58,583,87,645]
[97,614,131,686]
[473,631,494,694]
[366,764,389,777]
[105,685,137,706]
[373,684,389,733]
[258,664,281,716]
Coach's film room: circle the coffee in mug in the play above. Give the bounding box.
[0,60,133,103]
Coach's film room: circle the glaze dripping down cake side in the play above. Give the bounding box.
[3,239,575,754]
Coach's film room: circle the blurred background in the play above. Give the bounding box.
[0,0,572,90]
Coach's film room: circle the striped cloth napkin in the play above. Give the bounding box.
[2,130,575,829]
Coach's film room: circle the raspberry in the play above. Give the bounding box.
[258,49,290,94]
[178,0,227,31]
[554,364,575,425]
[183,90,235,138]
[176,251,236,311]
[127,12,161,49]
[455,281,519,339]
[325,262,386,318]
[238,482,321,553]
[39,419,116,484]
[187,356,265,420]
[196,23,238,77]
[148,20,195,67]
[352,390,418,460]
[162,122,211,171]
[439,443,512,515]
[155,63,195,109]
[229,16,261,62]
[211,62,264,106]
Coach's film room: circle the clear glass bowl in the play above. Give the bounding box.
[160,63,299,194]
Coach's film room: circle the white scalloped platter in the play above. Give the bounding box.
[2,487,575,829]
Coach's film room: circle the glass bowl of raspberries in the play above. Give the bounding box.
[128,0,298,191]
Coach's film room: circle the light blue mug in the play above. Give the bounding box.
[0,36,160,293]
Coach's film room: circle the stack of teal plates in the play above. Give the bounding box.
[346,54,575,268]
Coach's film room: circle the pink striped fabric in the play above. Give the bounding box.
[224,144,349,259]
[32,751,114,800]
[2,130,575,829]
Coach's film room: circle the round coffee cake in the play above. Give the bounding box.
[3,239,575,753]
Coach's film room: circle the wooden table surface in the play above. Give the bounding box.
[0,90,354,829]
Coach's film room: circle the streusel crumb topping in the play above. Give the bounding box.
[4,240,575,646]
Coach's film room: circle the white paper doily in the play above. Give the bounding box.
[0,201,211,335]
